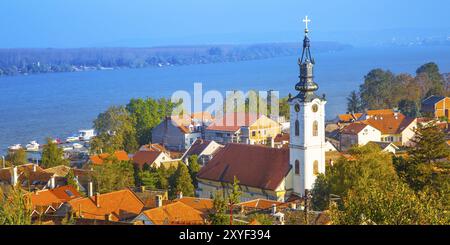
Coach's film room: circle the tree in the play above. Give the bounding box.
[208,191,228,225]
[359,69,396,109]
[0,186,32,225]
[346,90,363,113]
[6,148,27,166]
[91,106,138,154]
[416,62,444,97]
[402,122,450,192]
[311,143,398,211]
[248,213,273,225]
[126,98,176,146]
[92,157,135,194]
[188,155,201,188]
[227,176,242,225]
[66,168,79,191]
[171,163,195,198]
[136,166,159,189]
[398,99,420,117]
[41,138,69,168]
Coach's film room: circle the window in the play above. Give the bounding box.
[313,160,319,176]
[252,131,256,137]
[313,121,318,136]
[295,120,299,136]
[295,160,300,175]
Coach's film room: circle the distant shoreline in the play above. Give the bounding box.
[0,42,351,77]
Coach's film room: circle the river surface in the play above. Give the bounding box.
[0,45,449,153]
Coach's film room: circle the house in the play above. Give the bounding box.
[196,143,291,202]
[67,189,145,222]
[181,139,223,166]
[133,201,207,225]
[0,164,59,190]
[138,143,167,152]
[368,141,399,154]
[44,165,92,193]
[273,133,290,148]
[174,196,213,214]
[363,113,417,146]
[335,113,363,124]
[339,123,382,151]
[89,150,130,165]
[205,112,281,145]
[132,150,172,169]
[26,185,82,218]
[421,95,450,118]
[151,116,202,151]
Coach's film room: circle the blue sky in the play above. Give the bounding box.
[0,0,449,47]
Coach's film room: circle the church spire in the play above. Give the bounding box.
[294,16,321,101]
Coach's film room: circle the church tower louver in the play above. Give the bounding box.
[289,16,327,197]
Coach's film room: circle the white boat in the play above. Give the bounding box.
[72,143,83,149]
[8,144,22,151]
[26,141,40,151]
[78,129,96,141]
[66,135,79,142]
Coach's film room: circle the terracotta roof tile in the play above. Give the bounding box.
[69,189,144,221]
[183,139,212,157]
[341,123,369,135]
[141,201,206,225]
[364,114,415,134]
[338,113,362,122]
[238,199,284,210]
[174,197,213,214]
[197,143,291,190]
[27,185,82,211]
[89,150,130,165]
[132,151,164,169]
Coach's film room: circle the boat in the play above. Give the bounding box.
[66,135,79,142]
[72,143,83,149]
[8,144,22,151]
[25,141,40,151]
[78,129,96,141]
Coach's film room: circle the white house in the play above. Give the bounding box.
[339,123,382,151]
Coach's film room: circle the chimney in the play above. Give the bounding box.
[271,204,277,214]
[49,176,56,189]
[155,195,163,207]
[88,181,94,197]
[11,166,18,186]
[270,137,275,148]
[33,163,37,172]
[95,192,100,208]
[177,191,183,199]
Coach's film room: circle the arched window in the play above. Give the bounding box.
[313,160,319,176]
[295,160,300,175]
[295,120,299,136]
[313,121,318,136]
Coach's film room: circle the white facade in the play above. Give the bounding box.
[289,98,327,196]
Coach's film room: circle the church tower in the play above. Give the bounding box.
[289,16,327,197]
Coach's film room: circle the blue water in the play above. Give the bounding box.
[0,46,449,153]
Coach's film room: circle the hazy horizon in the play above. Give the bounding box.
[1,0,449,48]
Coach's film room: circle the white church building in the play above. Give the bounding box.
[196,17,327,201]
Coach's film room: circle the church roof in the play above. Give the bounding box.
[197,143,291,191]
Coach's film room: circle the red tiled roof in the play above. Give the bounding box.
[206,112,259,132]
[132,151,164,169]
[274,133,289,143]
[338,113,362,122]
[89,150,130,165]
[0,164,54,186]
[139,143,167,152]
[140,201,206,225]
[340,123,369,135]
[197,143,291,190]
[27,185,81,210]
[364,114,415,134]
[174,197,213,214]
[69,189,144,221]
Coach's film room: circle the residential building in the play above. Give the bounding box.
[363,113,417,146]
[340,123,382,151]
[133,201,207,225]
[132,150,172,169]
[181,139,223,166]
[421,95,450,118]
[0,164,58,190]
[67,189,145,222]
[27,185,81,218]
[151,116,202,151]
[205,112,281,145]
[368,141,399,154]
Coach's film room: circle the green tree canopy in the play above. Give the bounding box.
[92,156,135,194]
[41,138,69,169]
[0,186,32,225]
[187,155,201,188]
[171,163,195,199]
[346,90,363,113]
[6,148,27,166]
